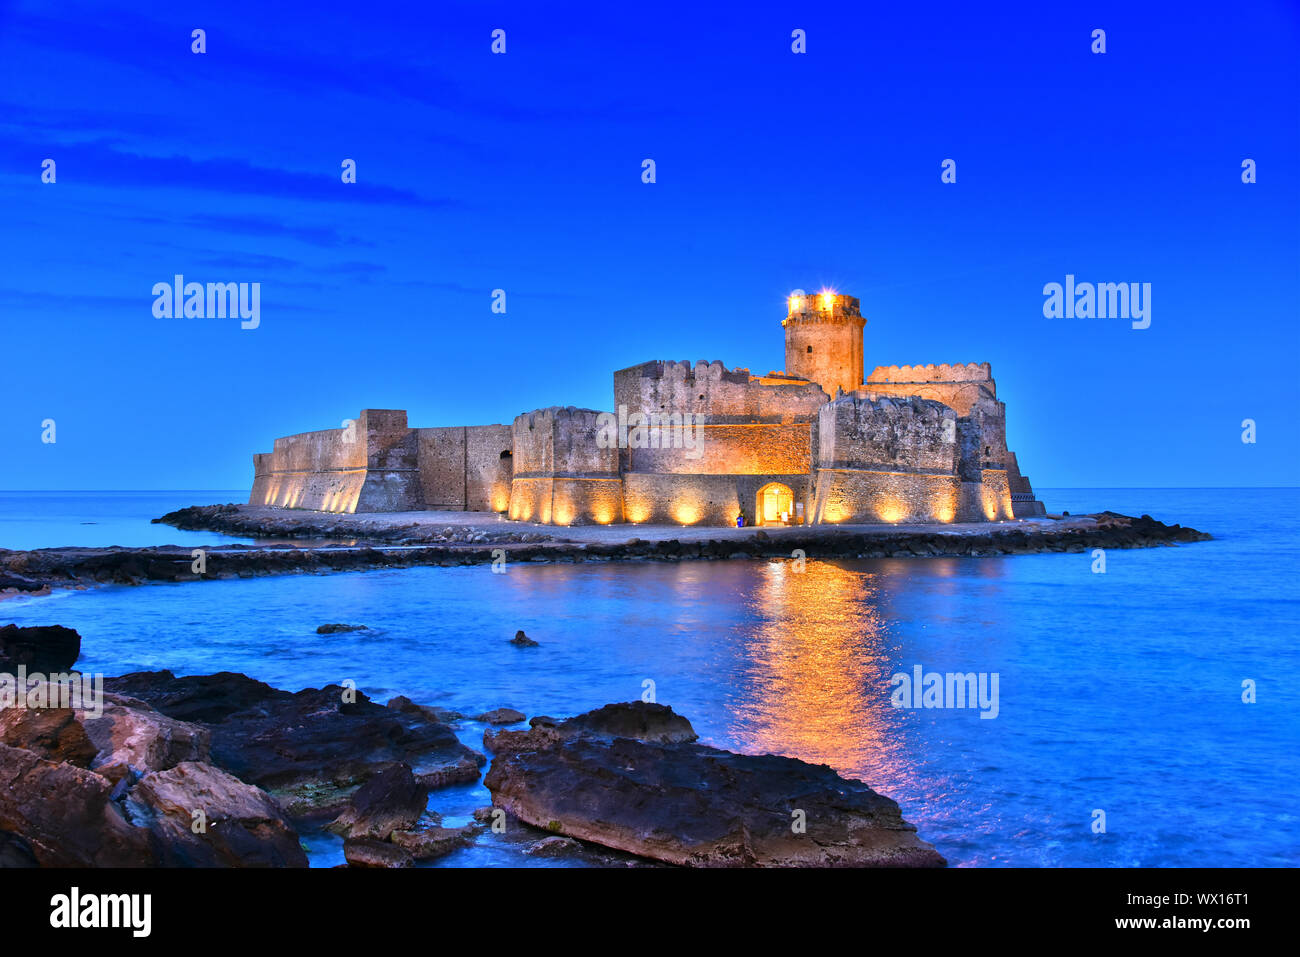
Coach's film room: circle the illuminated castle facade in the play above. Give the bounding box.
[249,291,1046,525]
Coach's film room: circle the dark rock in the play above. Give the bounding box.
[0,707,98,768]
[386,695,463,724]
[81,694,212,782]
[415,756,481,790]
[510,630,539,647]
[316,623,368,634]
[102,672,483,820]
[131,761,308,867]
[390,823,475,861]
[0,743,154,866]
[526,836,581,857]
[485,701,696,755]
[561,701,698,745]
[475,707,525,725]
[483,704,946,868]
[343,837,413,868]
[0,687,308,868]
[0,830,38,867]
[104,670,285,724]
[328,763,428,840]
[0,624,80,673]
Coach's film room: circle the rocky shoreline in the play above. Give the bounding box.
[0,624,944,868]
[1,510,1210,596]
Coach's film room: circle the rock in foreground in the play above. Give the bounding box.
[484,702,945,867]
[0,624,81,673]
[105,670,484,819]
[0,686,306,867]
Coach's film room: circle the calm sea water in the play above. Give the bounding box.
[0,491,254,549]
[2,489,1297,868]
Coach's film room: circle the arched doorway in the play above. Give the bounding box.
[756,482,794,526]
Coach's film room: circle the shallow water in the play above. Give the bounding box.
[2,488,1297,867]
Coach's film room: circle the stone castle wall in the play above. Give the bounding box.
[625,421,812,475]
[614,360,826,421]
[811,469,963,524]
[416,425,514,512]
[622,473,813,527]
[507,407,622,525]
[250,410,510,514]
[865,364,996,417]
[250,414,386,513]
[818,393,958,474]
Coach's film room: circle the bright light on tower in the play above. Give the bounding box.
[819,290,836,311]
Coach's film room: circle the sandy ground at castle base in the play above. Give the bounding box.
[231,504,1068,543]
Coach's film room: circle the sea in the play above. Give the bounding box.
[2,488,1297,868]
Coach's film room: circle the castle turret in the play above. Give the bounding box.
[782,290,865,398]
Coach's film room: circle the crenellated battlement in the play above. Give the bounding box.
[783,291,863,323]
[515,406,609,430]
[622,359,752,385]
[867,362,992,384]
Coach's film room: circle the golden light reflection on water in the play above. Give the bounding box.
[727,560,910,789]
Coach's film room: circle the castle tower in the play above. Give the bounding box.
[782,290,865,398]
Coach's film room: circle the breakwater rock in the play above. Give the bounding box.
[484,702,946,867]
[2,512,1211,594]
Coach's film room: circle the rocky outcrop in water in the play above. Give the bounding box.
[0,624,81,673]
[104,671,486,821]
[483,702,945,867]
[328,764,478,865]
[1,511,1212,595]
[476,707,525,725]
[0,685,306,867]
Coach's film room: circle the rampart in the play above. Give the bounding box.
[416,425,514,513]
[507,407,622,525]
[250,410,510,514]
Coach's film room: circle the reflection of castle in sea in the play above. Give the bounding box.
[249,290,1046,525]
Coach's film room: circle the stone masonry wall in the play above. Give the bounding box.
[626,422,812,475]
[622,472,813,527]
[810,470,963,524]
[507,407,621,525]
[818,393,958,474]
[614,360,827,421]
[415,424,513,512]
[250,415,378,513]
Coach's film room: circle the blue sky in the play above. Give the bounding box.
[2,0,1297,490]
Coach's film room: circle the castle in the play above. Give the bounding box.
[249,291,1046,526]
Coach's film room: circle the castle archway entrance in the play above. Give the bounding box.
[757,482,794,526]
